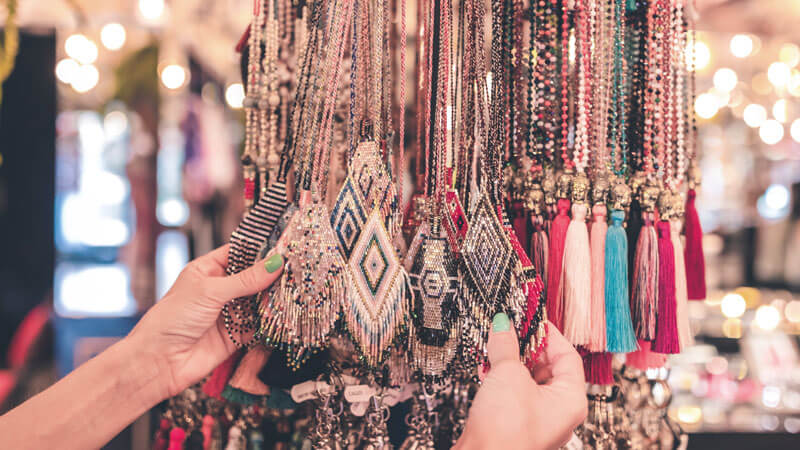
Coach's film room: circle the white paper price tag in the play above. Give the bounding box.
[344,384,375,403]
[350,401,369,416]
[290,381,318,403]
[381,388,402,407]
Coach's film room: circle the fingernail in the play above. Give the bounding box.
[492,313,511,332]
[264,253,283,273]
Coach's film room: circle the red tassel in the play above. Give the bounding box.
[684,189,707,300]
[582,351,614,385]
[631,214,658,340]
[153,418,171,450]
[168,427,186,450]
[512,201,530,255]
[547,198,571,332]
[203,350,243,399]
[626,340,667,370]
[653,220,680,354]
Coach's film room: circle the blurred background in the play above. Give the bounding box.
[1,0,800,448]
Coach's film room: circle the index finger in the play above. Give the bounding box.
[531,322,585,389]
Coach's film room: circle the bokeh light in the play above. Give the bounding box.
[160,64,187,90]
[759,119,784,144]
[100,23,126,51]
[730,34,754,58]
[65,34,98,65]
[755,305,781,331]
[721,293,746,318]
[225,83,245,109]
[714,68,738,92]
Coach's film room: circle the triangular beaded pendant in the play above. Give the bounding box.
[408,227,460,381]
[344,209,411,367]
[259,203,347,366]
[350,141,401,237]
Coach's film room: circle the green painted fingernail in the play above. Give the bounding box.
[265,253,283,273]
[492,313,511,332]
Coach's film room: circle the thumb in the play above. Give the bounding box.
[208,251,285,302]
[487,312,520,367]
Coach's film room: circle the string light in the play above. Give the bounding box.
[713,68,738,92]
[721,293,746,319]
[768,62,791,88]
[161,64,187,90]
[695,93,719,119]
[55,58,79,84]
[225,83,245,109]
[139,0,165,21]
[65,34,98,65]
[755,305,781,331]
[759,120,784,145]
[71,64,99,93]
[729,34,753,58]
[743,104,767,128]
[101,23,126,51]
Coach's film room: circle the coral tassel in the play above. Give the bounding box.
[626,340,667,370]
[631,214,658,340]
[547,198,571,332]
[168,428,186,450]
[653,220,680,354]
[223,346,272,404]
[605,210,638,353]
[588,204,608,352]
[203,350,243,399]
[563,203,593,346]
[582,351,614,385]
[684,189,707,300]
[671,220,693,350]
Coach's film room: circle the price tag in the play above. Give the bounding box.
[344,385,375,403]
[350,401,368,416]
[381,387,402,407]
[290,381,318,403]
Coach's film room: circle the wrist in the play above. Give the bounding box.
[117,331,173,406]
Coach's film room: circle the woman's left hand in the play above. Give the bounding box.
[129,244,284,399]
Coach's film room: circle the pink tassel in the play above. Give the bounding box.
[653,220,680,354]
[168,427,186,450]
[582,351,614,385]
[684,189,707,300]
[202,415,215,450]
[631,214,658,340]
[530,217,549,298]
[203,350,243,399]
[588,204,608,352]
[153,418,171,450]
[547,198,571,332]
[227,346,272,395]
[671,220,693,350]
[563,203,592,346]
[512,201,530,255]
[626,340,667,370]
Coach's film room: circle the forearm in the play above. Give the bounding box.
[0,334,168,449]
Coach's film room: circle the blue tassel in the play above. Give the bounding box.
[605,210,638,353]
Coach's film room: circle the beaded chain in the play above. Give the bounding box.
[609,0,629,178]
[243,0,267,209]
[558,0,572,170]
[573,0,591,174]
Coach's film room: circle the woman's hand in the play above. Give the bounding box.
[455,316,588,450]
[128,244,284,399]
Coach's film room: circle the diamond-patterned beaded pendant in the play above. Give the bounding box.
[444,189,468,253]
[460,189,513,308]
[408,229,460,380]
[330,176,368,259]
[260,203,347,365]
[345,209,411,367]
[350,141,400,237]
[223,180,290,347]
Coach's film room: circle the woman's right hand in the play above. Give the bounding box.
[454,316,588,450]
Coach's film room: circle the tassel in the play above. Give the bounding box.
[547,198,571,331]
[168,427,186,450]
[626,0,638,11]
[202,415,215,450]
[605,210,638,353]
[582,351,614,385]
[225,426,245,450]
[530,216,549,298]
[153,418,171,450]
[626,201,643,297]
[203,350,243,399]
[512,201,530,255]
[626,340,667,370]
[588,204,608,352]
[671,220,694,350]
[563,203,592,346]
[684,189,707,300]
[631,214,658,340]
[653,220,680,354]
[223,346,271,404]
